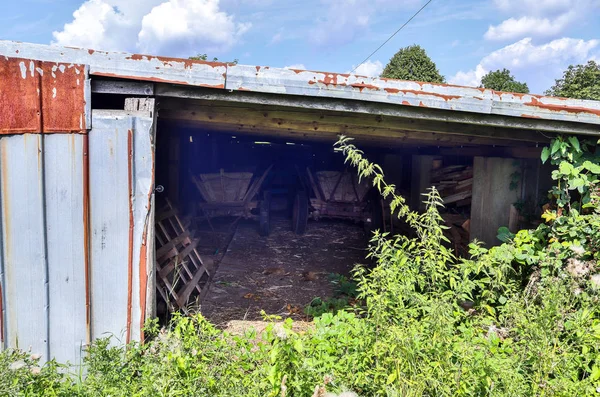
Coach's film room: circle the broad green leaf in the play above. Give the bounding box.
[551,139,561,155]
[568,136,581,152]
[541,147,550,163]
[582,160,600,174]
[559,161,574,175]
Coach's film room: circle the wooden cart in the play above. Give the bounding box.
[191,165,273,236]
[292,167,379,234]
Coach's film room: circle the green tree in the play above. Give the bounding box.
[381,44,445,83]
[545,60,600,100]
[189,53,238,64]
[480,68,529,93]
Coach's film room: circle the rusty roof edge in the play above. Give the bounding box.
[226,65,600,128]
[0,41,227,89]
[1,40,598,130]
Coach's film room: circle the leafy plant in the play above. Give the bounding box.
[546,60,600,100]
[381,44,445,83]
[481,68,529,93]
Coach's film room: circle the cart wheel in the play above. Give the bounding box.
[292,190,309,235]
[259,191,271,236]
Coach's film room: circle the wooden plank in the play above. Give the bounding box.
[155,230,191,259]
[176,260,212,308]
[160,111,532,147]
[159,100,550,143]
[442,190,472,204]
[158,238,201,279]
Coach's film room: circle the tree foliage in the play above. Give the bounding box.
[546,60,600,100]
[480,68,529,93]
[381,44,445,83]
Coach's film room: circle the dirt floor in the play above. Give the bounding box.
[199,215,369,327]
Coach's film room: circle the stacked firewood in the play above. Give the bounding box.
[431,165,473,207]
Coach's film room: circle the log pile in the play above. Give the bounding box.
[431,165,473,207]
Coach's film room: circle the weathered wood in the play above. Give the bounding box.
[159,105,547,144]
[92,79,154,95]
[155,85,596,137]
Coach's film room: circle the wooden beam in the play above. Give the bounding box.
[159,99,550,143]
[160,109,534,147]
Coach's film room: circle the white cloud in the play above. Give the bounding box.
[310,0,422,47]
[493,0,577,16]
[486,0,597,42]
[52,0,249,56]
[138,0,250,55]
[449,37,600,92]
[351,60,384,77]
[484,13,574,41]
[284,64,306,70]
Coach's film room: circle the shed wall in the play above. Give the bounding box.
[0,112,154,364]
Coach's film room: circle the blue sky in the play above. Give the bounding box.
[1,0,599,94]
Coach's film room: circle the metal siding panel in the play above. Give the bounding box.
[89,114,132,343]
[0,56,88,134]
[130,116,154,342]
[0,134,48,357]
[40,62,88,133]
[0,58,41,133]
[44,134,86,364]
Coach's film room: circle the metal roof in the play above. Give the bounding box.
[2,40,599,129]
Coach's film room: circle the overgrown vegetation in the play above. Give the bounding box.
[2,136,600,396]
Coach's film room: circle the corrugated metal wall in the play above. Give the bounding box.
[0,56,155,365]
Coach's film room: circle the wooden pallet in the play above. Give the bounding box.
[155,199,213,313]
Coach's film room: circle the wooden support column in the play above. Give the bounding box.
[470,157,521,246]
[410,155,437,211]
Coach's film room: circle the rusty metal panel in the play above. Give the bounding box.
[40,62,88,133]
[44,134,87,364]
[0,58,41,133]
[0,56,89,134]
[0,41,226,89]
[0,134,48,358]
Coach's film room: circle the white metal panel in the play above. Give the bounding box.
[0,135,48,358]
[44,134,87,365]
[89,111,154,344]
[89,114,131,343]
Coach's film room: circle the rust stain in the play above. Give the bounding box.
[0,57,42,133]
[524,97,600,117]
[396,89,461,101]
[402,100,411,105]
[82,134,91,345]
[91,71,226,90]
[308,80,317,85]
[40,62,86,133]
[126,53,227,69]
[126,129,134,345]
[521,113,542,119]
[351,83,379,92]
[419,101,427,107]
[138,148,155,343]
[88,49,94,55]
[255,66,260,72]
[384,88,400,94]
